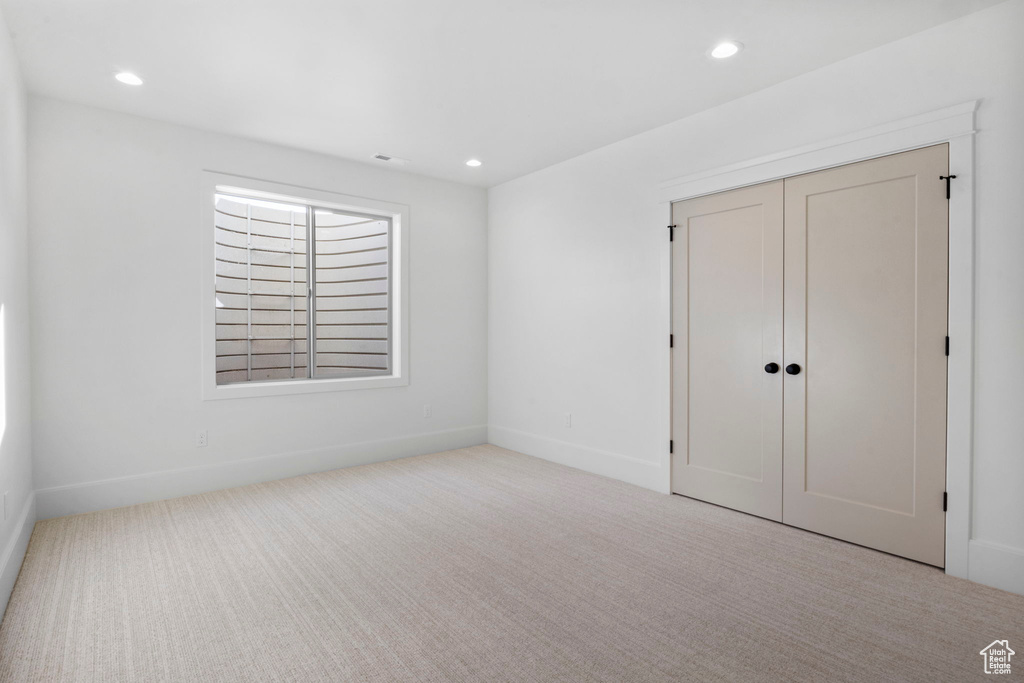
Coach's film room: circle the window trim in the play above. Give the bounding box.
[201,171,410,400]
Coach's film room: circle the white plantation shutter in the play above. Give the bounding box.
[214,193,390,385]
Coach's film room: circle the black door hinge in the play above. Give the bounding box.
[939,174,957,199]
[945,336,950,356]
[670,334,674,348]
[669,440,674,454]
[943,491,948,512]
[667,224,676,241]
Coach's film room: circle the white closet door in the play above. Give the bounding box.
[782,144,949,567]
[671,181,784,521]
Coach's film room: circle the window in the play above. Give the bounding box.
[202,173,409,399]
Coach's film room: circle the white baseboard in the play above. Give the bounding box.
[968,539,1024,596]
[488,425,667,492]
[36,425,487,520]
[1,492,36,621]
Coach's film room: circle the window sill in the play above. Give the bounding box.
[202,373,408,401]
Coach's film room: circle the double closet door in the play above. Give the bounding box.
[670,145,949,567]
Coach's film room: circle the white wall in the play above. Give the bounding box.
[489,0,1024,593]
[0,5,34,617]
[28,97,488,518]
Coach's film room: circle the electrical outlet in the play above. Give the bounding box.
[197,430,208,448]
[423,404,432,418]
[564,413,572,428]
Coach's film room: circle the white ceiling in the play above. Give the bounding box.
[1,0,1001,187]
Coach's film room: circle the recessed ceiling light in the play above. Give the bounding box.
[466,159,482,167]
[709,41,742,59]
[115,72,143,86]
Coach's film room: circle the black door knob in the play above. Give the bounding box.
[785,363,801,375]
[764,363,779,374]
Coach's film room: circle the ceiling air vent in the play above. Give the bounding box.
[372,153,409,166]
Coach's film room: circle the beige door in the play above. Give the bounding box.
[671,181,784,521]
[782,145,949,567]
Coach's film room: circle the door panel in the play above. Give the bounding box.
[782,145,949,567]
[672,181,784,521]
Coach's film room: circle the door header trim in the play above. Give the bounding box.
[657,100,977,204]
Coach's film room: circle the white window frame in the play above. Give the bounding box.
[201,171,410,399]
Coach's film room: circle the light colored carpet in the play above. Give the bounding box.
[1,445,1021,682]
